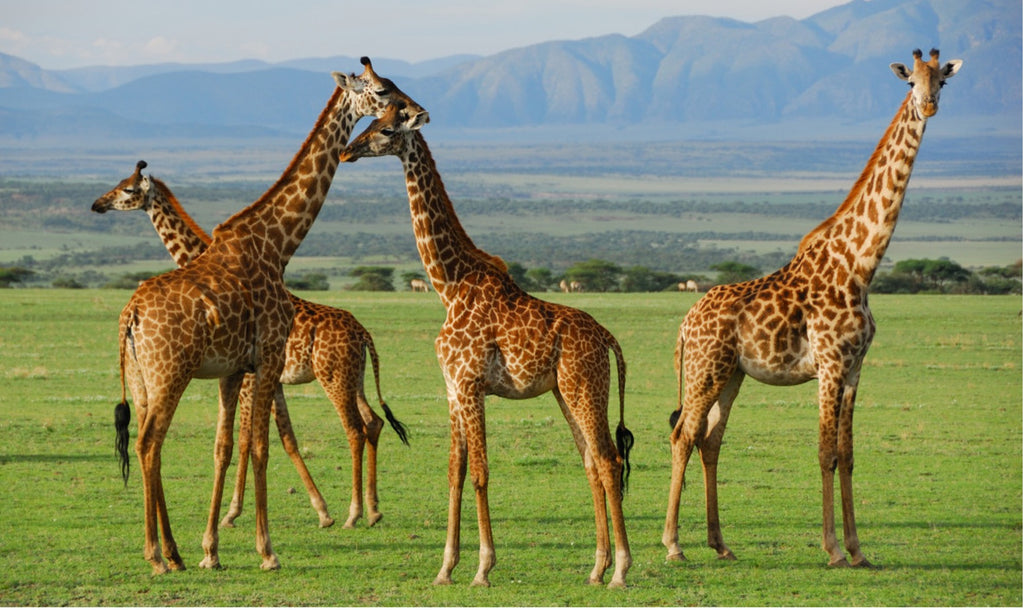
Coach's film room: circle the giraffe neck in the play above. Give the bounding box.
[145,177,212,267]
[399,131,507,306]
[795,93,927,286]
[213,86,358,272]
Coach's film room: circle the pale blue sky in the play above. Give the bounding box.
[1,0,848,69]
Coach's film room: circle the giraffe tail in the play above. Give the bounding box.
[114,315,132,486]
[363,329,409,446]
[606,329,634,494]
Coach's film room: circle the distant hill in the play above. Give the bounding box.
[0,0,1018,143]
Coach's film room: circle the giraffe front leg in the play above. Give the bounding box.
[837,383,872,568]
[434,417,467,585]
[201,375,242,569]
[467,421,495,588]
[221,375,253,529]
[818,379,848,567]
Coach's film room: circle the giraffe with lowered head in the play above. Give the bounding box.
[93,160,409,531]
[663,49,962,568]
[111,59,426,574]
[340,104,634,588]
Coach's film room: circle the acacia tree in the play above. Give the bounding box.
[710,261,761,285]
[0,267,34,287]
[564,259,622,292]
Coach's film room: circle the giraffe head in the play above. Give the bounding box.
[91,160,153,213]
[890,48,962,118]
[338,101,430,163]
[331,56,429,128]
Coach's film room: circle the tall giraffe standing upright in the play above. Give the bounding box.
[340,105,634,588]
[93,160,409,531]
[112,59,426,574]
[662,49,962,567]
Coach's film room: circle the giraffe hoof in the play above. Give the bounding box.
[717,550,737,561]
[607,578,627,590]
[432,575,454,586]
[150,562,169,576]
[665,552,687,562]
[198,556,221,570]
[827,557,851,568]
[261,555,281,571]
[470,575,491,587]
[219,517,237,528]
[319,516,336,528]
[367,512,383,527]
[851,557,876,569]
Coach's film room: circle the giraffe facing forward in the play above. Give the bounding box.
[340,104,634,588]
[112,60,426,574]
[663,49,962,567]
[93,160,409,531]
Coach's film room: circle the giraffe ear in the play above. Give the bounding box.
[889,63,912,81]
[332,71,365,93]
[941,59,963,79]
[404,110,430,131]
[139,176,152,193]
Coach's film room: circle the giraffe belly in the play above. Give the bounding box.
[737,351,817,386]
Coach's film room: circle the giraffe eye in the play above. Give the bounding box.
[381,128,395,136]
[375,89,389,96]
[124,188,135,194]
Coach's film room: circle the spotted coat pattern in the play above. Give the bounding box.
[109,58,426,574]
[662,50,962,568]
[93,165,409,531]
[340,104,634,588]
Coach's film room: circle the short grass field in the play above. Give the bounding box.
[0,289,1019,606]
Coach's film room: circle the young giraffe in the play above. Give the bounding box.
[93,160,409,531]
[340,104,634,588]
[663,49,962,568]
[112,59,426,574]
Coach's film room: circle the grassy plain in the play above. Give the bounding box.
[0,289,1020,606]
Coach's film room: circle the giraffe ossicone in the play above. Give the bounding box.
[662,49,961,568]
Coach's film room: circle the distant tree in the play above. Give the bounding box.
[526,267,555,292]
[892,258,971,291]
[621,266,684,292]
[101,270,169,289]
[52,276,85,289]
[285,273,329,291]
[506,261,535,291]
[0,266,34,287]
[564,259,622,292]
[348,266,395,291]
[710,261,761,285]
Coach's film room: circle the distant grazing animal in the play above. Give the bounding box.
[410,278,430,292]
[341,103,634,588]
[663,49,962,568]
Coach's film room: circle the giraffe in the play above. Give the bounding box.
[92,160,409,531]
[110,58,426,574]
[662,49,962,568]
[409,278,430,292]
[339,104,635,589]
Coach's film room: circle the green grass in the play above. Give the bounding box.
[0,290,1019,606]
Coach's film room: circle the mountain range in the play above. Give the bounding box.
[0,0,1019,144]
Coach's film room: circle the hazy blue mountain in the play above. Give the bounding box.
[0,0,1017,143]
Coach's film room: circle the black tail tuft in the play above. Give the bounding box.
[114,401,131,486]
[381,403,410,446]
[669,408,681,430]
[616,421,635,494]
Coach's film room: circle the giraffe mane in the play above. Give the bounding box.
[220,86,347,228]
[796,91,913,253]
[150,176,213,244]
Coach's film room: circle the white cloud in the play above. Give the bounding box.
[144,36,179,59]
